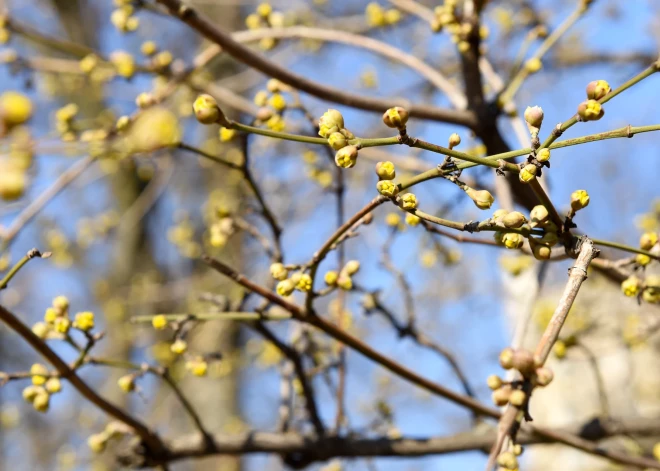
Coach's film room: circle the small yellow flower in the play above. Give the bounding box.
[245,13,261,29]
[621,276,641,297]
[118,374,135,393]
[32,322,50,339]
[553,340,567,359]
[400,192,418,210]
[22,385,41,403]
[384,8,401,24]
[328,132,348,150]
[529,205,549,227]
[636,254,651,266]
[54,317,70,334]
[52,295,69,314]
[376,180,398,197]
[73,311,95,331]
[32,391,50,412]
[44,308,58,324]
[295,273,312,292]
[219,127,236,142]
[570,189,590,211]
[31,364,49,386]
[519,164,537,183]
[324,270,338,286]
[382,106,409,129]
[343,260,360,276]
[405,213,420,226]
[577,99,603,121]
[335,145,359,169]
[170,339,188,355]
[153,50,173,69]
[375,161,396,180]
[267,93,286,111]
[79,54,98,73]
[586,80,610,100]
[269,263,288,281]
[152,314,168,330]
[256,2,272,17]
[366,2,385,27]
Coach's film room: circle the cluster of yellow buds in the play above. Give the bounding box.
[22,364,62,413]
[325,260,360,291]
[365,3,401,28]
[317,109,358,169]
[110,4,139,33]
[488,347,553,411]
[34,296,96,338]
[496,446,523,471]
[492,206,558,259]
[431,0,458,33]
[253,83,291,132]
[577,80,609,123]
[276,270,313,296]
[623,275,660,304]
[245,3,285,50]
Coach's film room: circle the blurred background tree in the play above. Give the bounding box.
[0,1,659,470]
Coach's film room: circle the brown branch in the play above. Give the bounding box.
[154,0,477,128]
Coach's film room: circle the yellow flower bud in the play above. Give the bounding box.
[448,133,461,148]
[385,212,401,227]
[31,363,49,386]
[586,80,610,100]
[324,270,338,286]
[153,50,173,69]
[640,232,658,250]
[125,107,181,153]
[33,391,50,412]
[245,13,261,29]
[636,254,651,266]
[405,213,420,226]
[45,377,61,394]
[492,386,512,406]
[269,263,288,281]
[337,276,353,291]
[382,106,409,129]
[73,311,95,331]
[570,189,590,211]
[254,90,268,106]
[335,145,358,169]
[256,2,272,17]
[535,366,554,387]
[118,374,135,393]
[519,164,537,183]
[502,211,526,229]
[577,99,604,121]
[532,243,551,260]
[493,209,508,219]
[141,40,158,56]
[343,260,360,276]
[384,8,401,24]
[170,339,188,355]
[375,161,396,180]
[622,276,643,297]
[499,347,514,369]
[523,106,544,134]
[87,433,108,453]
[400,193,418,210]
[486,374,502,390]
[0,91,33,127]
[152,314,168,330]
[267,93,286,112]
[32,322,50,339]
[502,233,524,249]
[553,340,567,359]
[276,279,295,297]
[266,114,285,131]
[327,132,348,150]
[54,317,70,334]
[524,57,542,73]
[296,273,312,292]
[219,127,236,142]
[529,205,549,227]
[22,385,41,403]
[509,389,526,406]
[110,50,135,78]
[497,451,519,470]
[318,109,344,138]
[465,186,494,210]
[376,180,398,197]
[193,94,223,125]
[79,54,99,73]
[536,148,550,162]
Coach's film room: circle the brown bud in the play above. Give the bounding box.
[511,349,535,376]
[534,367,554,387]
